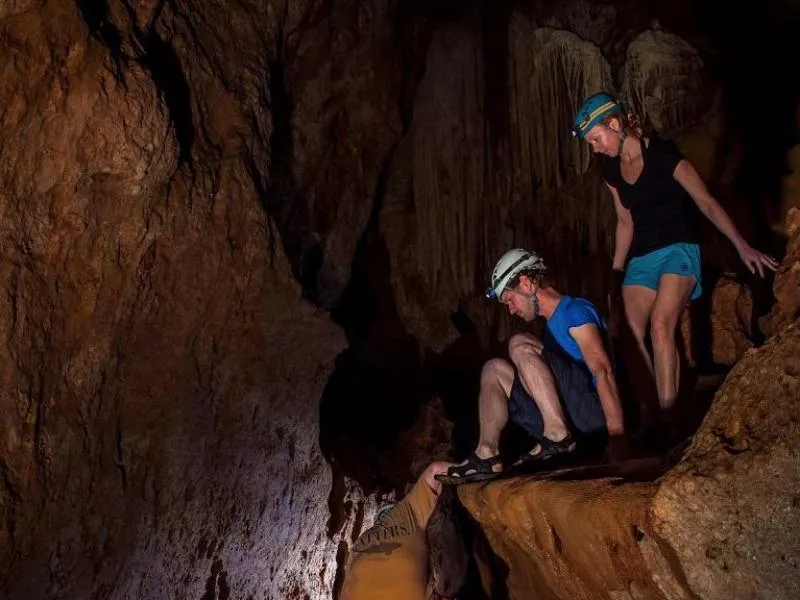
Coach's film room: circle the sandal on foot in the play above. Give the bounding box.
[515,433,576,466]
[434,452,504,485]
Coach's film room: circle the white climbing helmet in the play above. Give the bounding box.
[485,248,546,301]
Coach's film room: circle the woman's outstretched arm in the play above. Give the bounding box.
[673,160,778,277]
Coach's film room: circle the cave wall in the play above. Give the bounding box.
[0,0,413,597]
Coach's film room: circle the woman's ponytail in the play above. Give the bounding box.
[626,111,644,137]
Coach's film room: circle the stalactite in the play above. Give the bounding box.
[620,30,711,135]
[510,24,614,190]
[409,17,494,346]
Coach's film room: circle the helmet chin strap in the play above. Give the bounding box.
[528,290,540,319]
[617,127,627,156]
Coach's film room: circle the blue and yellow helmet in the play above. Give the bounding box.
[572,92,624,139]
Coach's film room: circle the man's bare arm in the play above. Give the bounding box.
[570,323,624,435]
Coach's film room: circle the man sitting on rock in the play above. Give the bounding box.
[437,249,627,485]
[341,460,470,600]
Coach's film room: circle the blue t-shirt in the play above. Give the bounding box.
[545,295,606,364]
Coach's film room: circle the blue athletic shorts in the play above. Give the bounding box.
[623,242,702,300]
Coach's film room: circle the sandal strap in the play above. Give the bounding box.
[540,432,575,453]
[520,433,576,463]
[445,452,502,478]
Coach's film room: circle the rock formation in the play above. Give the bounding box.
[0,2,366,598]
[651,326,800,600]
[620,29,711,134]
[761,207,800,336]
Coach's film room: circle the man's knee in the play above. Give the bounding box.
[508,333,544,367]
[481,357,513,385]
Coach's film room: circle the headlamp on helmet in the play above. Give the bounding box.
[572,92,624,139]
[485,249,546,302]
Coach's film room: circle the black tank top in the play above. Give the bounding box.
[601,136,696,258]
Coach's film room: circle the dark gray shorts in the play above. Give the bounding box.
[508,346,607,443]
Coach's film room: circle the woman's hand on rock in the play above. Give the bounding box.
[737,243,779,277]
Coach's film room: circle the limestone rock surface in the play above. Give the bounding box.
[652,321,800,600]
[762,208,800,336]
[0,3,355,599]
[709,276,754,366]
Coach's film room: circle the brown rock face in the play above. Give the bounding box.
[0,3,355,599]
[458,476,678,600]
[762,208,800,336]
[652,321,800,600]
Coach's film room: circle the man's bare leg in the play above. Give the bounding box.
[508,334,568,442]
[474,358,515,460]
[445,358,514,475]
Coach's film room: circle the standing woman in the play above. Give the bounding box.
[571,92,777,435]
